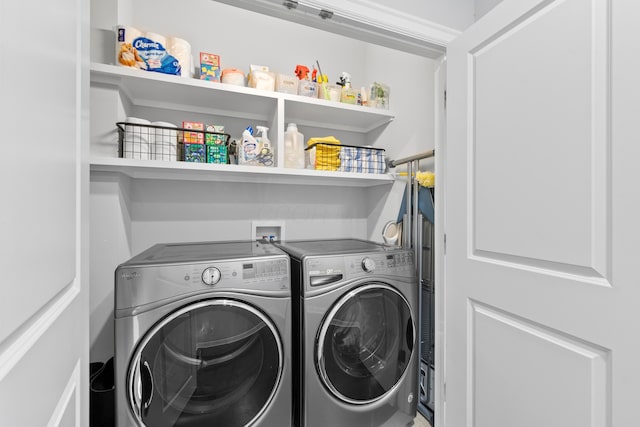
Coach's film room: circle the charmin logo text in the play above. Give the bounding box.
[133,39,161,50]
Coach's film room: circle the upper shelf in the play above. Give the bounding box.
[90,63,395,132]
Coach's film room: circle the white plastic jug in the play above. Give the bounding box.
[284,123,305,169]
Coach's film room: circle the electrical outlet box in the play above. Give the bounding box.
[252,221,285,242]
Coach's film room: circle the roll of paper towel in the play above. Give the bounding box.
[123,117,152,160]
[167,37,192,78]
[151,121,178,161]
[115,25,144,68]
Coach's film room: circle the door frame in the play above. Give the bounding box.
[433,55,447,427]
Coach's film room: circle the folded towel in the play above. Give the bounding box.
[339,146,359,172]
[308,136,341,171]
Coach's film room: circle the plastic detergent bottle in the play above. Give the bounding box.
[255,126,274,167]
[239,127,259,165]
[284,123,305,169]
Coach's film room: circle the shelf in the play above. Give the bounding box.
[282,95,394,133]
[90,63,394,132]
[90,157,394,187]
[91,63,277,121]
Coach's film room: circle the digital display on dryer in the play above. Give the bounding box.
[243,263,255,279]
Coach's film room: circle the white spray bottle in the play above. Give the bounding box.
[255,126,274,167]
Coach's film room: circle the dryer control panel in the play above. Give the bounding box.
[304,250,414,291]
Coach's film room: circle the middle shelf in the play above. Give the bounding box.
[90,157,395,187]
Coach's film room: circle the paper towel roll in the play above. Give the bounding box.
[167,37,192,78]
[123,117,152,160]
[151,121,178,161]
[115,25,144,68]
[143,32,168,50]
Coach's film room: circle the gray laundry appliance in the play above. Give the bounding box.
[273,238,418,427]
[114,240,291,427]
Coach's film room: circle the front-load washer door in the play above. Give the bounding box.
[316,283,415,404]
[128,299,283,427]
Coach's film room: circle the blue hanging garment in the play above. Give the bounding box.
[397,184,434,224]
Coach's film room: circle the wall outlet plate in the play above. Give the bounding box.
[251,220,285,242]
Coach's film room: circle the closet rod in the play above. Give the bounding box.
[388,149,435,168]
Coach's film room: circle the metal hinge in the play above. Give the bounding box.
[282,0,298,9]
[319,8,334,19]
[443,233,447,255]
[444,90,447,110]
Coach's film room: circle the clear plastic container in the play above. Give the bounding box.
[318,83,341,102]
[283,123,305,169]
[298,80,317,98]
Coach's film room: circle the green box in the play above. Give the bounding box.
[207,144,227,164]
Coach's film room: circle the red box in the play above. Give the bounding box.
[182,121,204,144]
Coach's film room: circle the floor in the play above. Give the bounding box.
[413,413,432,427]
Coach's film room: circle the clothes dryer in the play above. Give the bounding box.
[114,240,291,427]
[273,238,417,427]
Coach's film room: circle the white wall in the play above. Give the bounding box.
[368,0,475,30]
[475,0,503,20]
[89,0,438,362]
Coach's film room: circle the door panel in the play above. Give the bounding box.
[470,301,609,427]
[0,0,89,425]
[0,0,79,345]
[470,0,610,275]
[445,0,638,426]
[0,296,84,426]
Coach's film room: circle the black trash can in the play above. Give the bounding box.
[90,357,114,427]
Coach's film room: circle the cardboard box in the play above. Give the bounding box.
[205,124,226,145]
[182,121,204,144]
[200,53,221,82]
[183,143,206,162]
[207,144,228,164]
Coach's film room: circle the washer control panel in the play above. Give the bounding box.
[116,256,290,311]
[305,250,414,289]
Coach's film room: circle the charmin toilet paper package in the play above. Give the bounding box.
[115,25,183,76]
[167,37,193,78]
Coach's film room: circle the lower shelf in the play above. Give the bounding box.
[89,157,394,187]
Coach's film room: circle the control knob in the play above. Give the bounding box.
[202,267,221,286]
[361,257,375,272]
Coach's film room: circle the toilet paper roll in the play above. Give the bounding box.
[143,32,168,50]
[167,37,192,78]
[151,121,178,161]
[115,25,144,68]
[123,117,152,160]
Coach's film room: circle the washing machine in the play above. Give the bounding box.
[114,240,291,427]
[273,238,418,427]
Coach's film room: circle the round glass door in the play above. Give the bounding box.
[128,299,283,427]
[316,283,414,404]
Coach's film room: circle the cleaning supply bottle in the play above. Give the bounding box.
[239,126,259,165]
[255,126,274,167]
[284,123,305,169]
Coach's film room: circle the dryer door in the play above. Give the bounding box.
[128,299,283,427]
[316,283,415,404]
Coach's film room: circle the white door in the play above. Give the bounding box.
[443,1,639,426]
[0,0,89,426]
